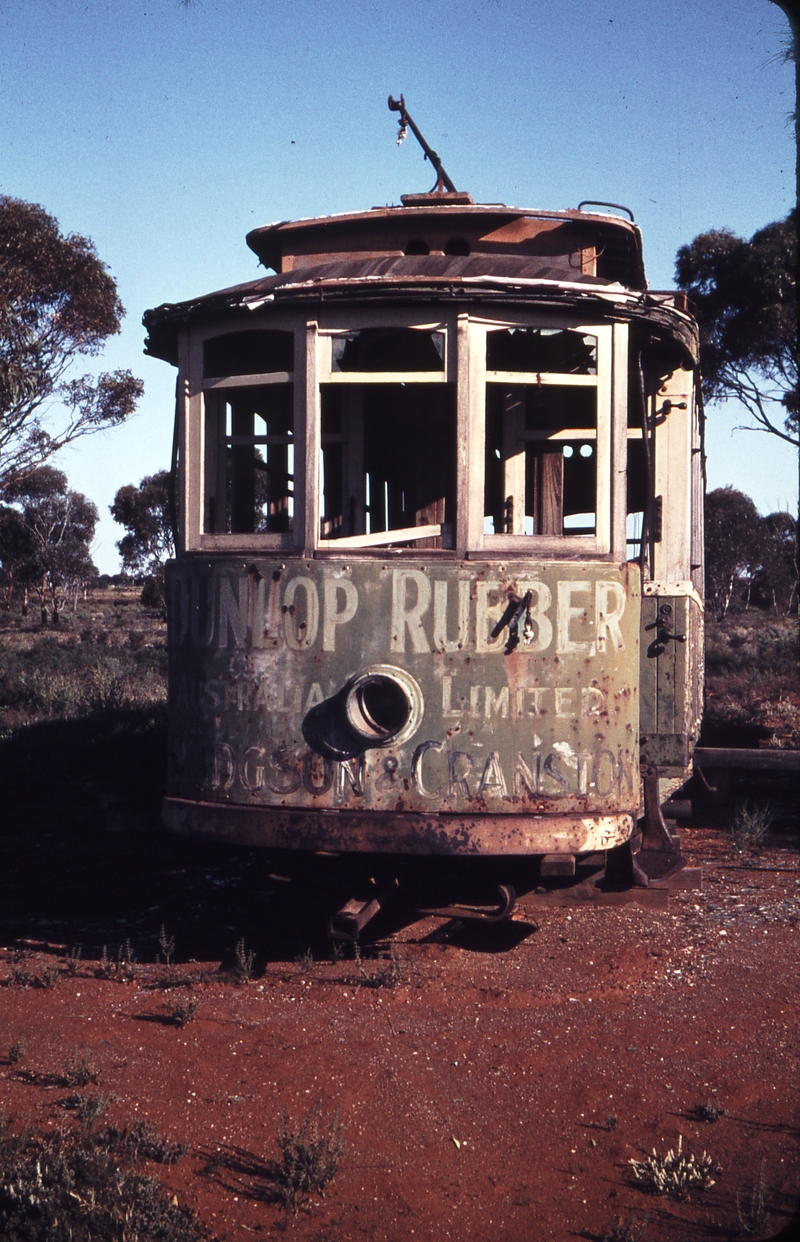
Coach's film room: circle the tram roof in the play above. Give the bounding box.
[144,197,699,366]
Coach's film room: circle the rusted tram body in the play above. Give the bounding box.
[143,181,703,904]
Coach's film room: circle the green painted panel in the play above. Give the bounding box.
[166,558,641,815]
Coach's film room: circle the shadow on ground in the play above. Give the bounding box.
[2,709,795,971]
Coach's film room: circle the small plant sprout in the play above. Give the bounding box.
[294,948,314,971]
[357,944,405,989]
[165,991,201,1028]
[697,1098,725,1123]
[41,963,62,989]
[8,1037,27,1065]
[62,1046,100,1088]
[737,1159,770,1235]
[95,946,114,979]
[728,800,774,853]
[65,945,82,975]
[124,1117,188,1164]
[629,1134,719,1198]
[271,1103,344,1213]
[234,937,256,983]
[74,1093,111,1130]
[116,939,136,982]
[605,1114,618,1131]
[601,1214,650,1242]
[158,924,176,967]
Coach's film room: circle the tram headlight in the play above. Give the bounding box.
[302,665,424,760]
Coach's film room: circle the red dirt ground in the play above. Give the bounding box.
[1,827,798,1242]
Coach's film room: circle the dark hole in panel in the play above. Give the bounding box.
[333,328,444,373]
[444,237,471,256]
[524,384,596,432]
[404,238,430,256]
[355,678,410,736]
[204,330,294,378]
[484,384,597,536]
[626,437,647,514]
[206,384,294,535]
[320,383,455,547]
[487,328,597,374]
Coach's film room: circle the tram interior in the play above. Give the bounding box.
[483,327,599,538]
[198,324,677,556]
[203,330,295,535]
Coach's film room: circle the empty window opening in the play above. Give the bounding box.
[484,385,597,537]
[487,328,597,375]
[203,330,294,378]
[204,385,294,533]
[444,237,471,256]
[320,383,455,548]
[331,328,444,373]
[404,238,430,256]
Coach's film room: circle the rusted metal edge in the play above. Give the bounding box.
[162,798,635,857]
[694,748,800,772]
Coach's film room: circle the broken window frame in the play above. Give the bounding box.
[185,321,305,553]
[465,316,615,556]
[312,318,456,553]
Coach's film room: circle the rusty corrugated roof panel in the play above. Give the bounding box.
[144,254,697,367]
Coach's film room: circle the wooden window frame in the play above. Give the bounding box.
[464,316,620,558]
[183,319,306,554]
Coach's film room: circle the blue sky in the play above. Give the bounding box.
[1,0,795,572]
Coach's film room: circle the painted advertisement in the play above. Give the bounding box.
[167,559,640,816]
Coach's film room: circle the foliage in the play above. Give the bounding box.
[0,636,167,720]
[7,1039,27,1066]
[601,1215,649,1242]
[233,937,256,983]
[355,943,406,988]
[158,924,176,967]
[111,470,175,609]
[0,467,98,623]
[704,487,797,621]
[751,511,799,615]
[728,801,774,853]
[705,488,763,620]
[62,1046,100,1088]
[696,1099,725,1123]
[270,1104,344,1213]
[0,195,143,493]
[0,505,36,607]
[737,1159,770,1236]
[675,212,797,445]
[629,1134,719,1198]
[164,991,201,1028]
[0,1112,208,1241]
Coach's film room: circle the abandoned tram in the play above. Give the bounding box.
[143,101,704,931]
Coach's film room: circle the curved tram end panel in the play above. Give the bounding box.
[163,556,641,865]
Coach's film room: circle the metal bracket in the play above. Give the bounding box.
[414,883,516,924]
[491,591,534,654]
[328,878,400,942]
[645,602,686,657]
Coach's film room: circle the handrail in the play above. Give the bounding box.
[577,200,635,222]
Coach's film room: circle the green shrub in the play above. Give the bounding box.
[270,1104,344,1213]
[0,1113,207,1241]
